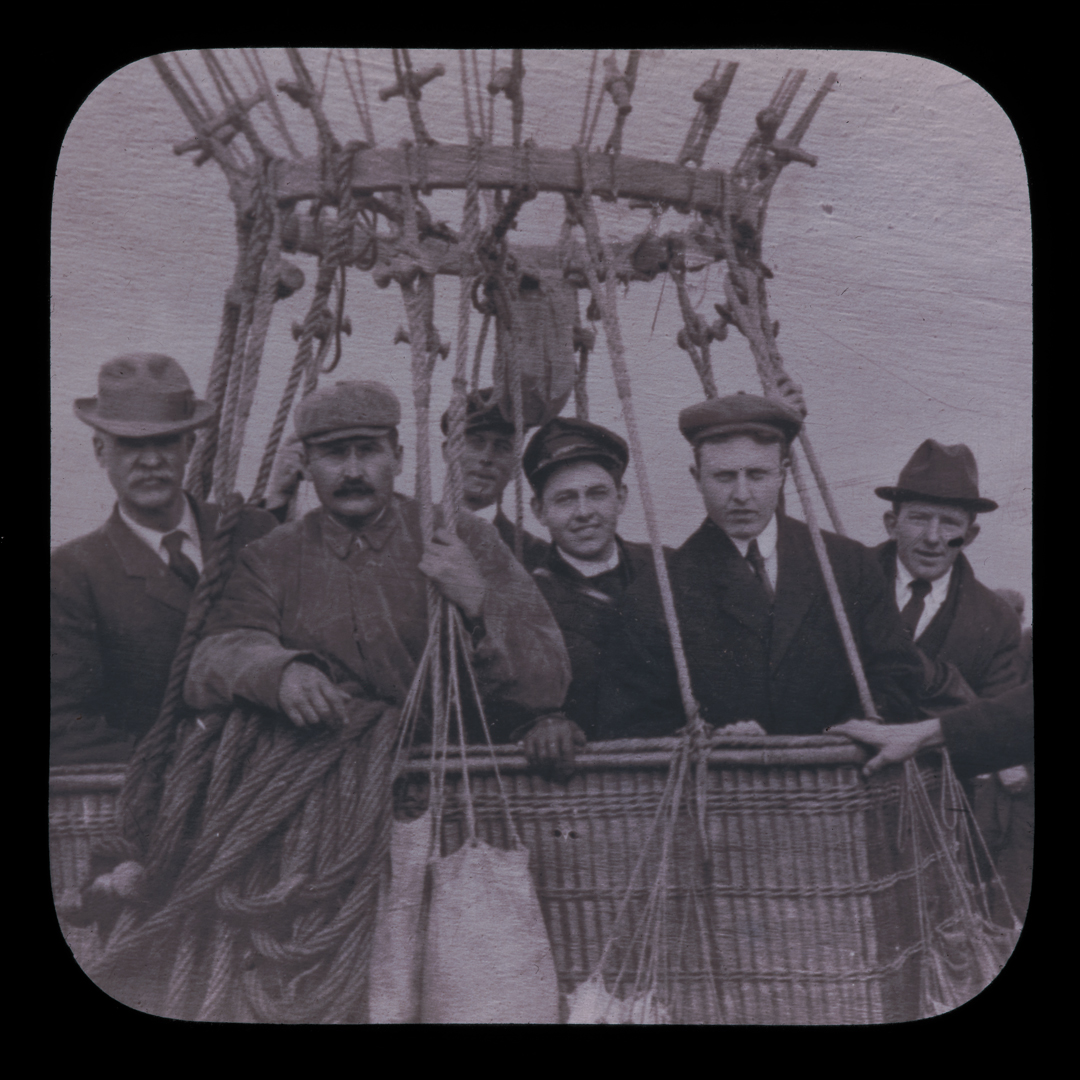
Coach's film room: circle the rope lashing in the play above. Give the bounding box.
[488,49,525,150]
[669,260,719,400]
[677,61,738,168]
[602,50,641,156]
[569,151,702,733]
[388,49,439,147]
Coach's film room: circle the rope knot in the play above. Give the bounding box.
[602,54,634,116]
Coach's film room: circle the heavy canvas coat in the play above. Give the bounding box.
[876,541,1023,699]
[185,496,570,738]
[599,515,924,738]
[530,537,657,739]
[50,499,277,765]
[492,508,549,569]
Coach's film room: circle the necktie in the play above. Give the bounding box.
[746,539,774,604]
[900,578,932,638]
[162,530,200,591]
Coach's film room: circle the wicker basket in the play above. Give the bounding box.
[48,736,1003,1024]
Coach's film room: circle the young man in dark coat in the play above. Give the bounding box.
[50,354,277,766]
[518,417,659,763]
[598,393,924,738]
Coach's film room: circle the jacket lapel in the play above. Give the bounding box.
[104,506,192,615]
[915,556,964,658]
[680,521,771,638]
[769,515,821,669]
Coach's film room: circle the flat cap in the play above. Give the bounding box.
[523,416,630,494]
[440,387,516,437]
[295,381,401,445]
[678,392,802,446]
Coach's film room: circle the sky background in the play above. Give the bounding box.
[51,49,1031,615]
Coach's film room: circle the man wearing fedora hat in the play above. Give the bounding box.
[599,393,923,738]
[50,354,277,765]
[874,440,1023,701]
[184,380,569,742]
[439,387,548,567]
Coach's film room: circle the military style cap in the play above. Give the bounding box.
[875,439,997,513]
[440,387,516,437]
[678,392,802,447]
[295,381,401,445]
[74,353,216,438]
[523,416,630,495]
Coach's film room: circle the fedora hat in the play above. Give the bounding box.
[74,354,215,438]
[875,439,998,513]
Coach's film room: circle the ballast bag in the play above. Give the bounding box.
[420,840,559,1023]
[368,812,432,1023]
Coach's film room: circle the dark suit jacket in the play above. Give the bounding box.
[599,516,924,737]
[531,537,657,739]
[940,682,1033,777]
[876,542,1023,699]
[50,499,277,765]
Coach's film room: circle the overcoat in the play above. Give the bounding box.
[50,499,277,765]
[598,515,924,738]
[876,541,1023,699]
[185,495,570,740]
[530,537,657,739]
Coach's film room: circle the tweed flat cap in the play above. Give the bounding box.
[440,387,516,437]
[523,416,630,494]
[74,353,215,438]
[678,392,802,446]
[295,381,401,444]
[875,439,997,513]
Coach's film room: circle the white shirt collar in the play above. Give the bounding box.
[471,502,500,524]
[118,495,203,572]
[727,514,778,560]
[556,544,621,578]
[895,555,951,604]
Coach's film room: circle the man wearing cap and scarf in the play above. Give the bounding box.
[516,417,660,762]
[50,355,277,766]
[599,393,923,738]
[184,381,569,742]
[439,387,548,567]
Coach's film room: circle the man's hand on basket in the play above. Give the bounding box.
[829,718,944,777]
[420,528,487,620]
[279,661,351,729]
[523,713,586,776]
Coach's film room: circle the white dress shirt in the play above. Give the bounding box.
[471,502,500,525]
[894,558,950,641]
[118,497,204,574]
[728,514,778,592]
[556,545,621,578]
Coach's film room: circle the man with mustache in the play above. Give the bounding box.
[440,388,548,567]
[50,354,276,765]
[598,393,924,737]
[185,381,569,743]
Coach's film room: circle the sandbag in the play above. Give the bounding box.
[420,840,559,1023]
[368,812,432,1023]
[492,271,577,429]
[565,974,672,1025]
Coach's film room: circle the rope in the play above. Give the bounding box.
[119,493,246,851]
[245,48,302,158]
[570,151,701,732]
